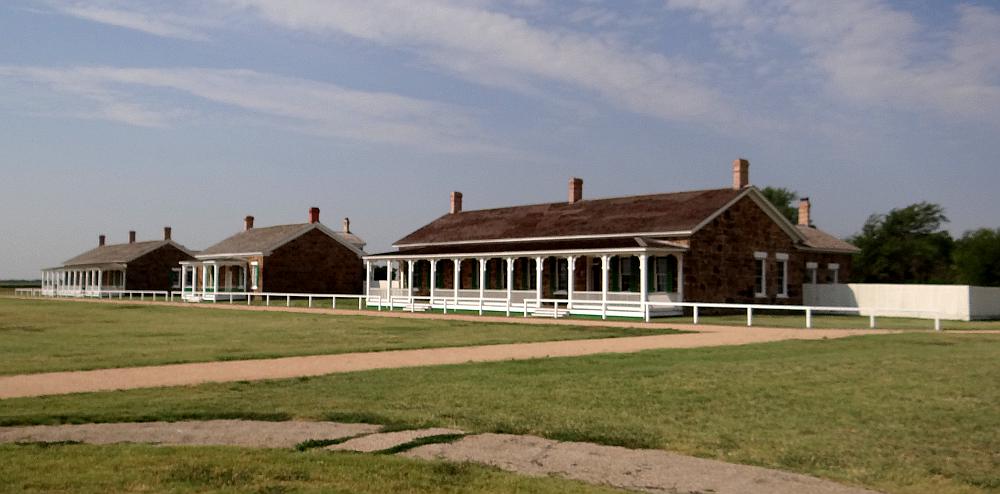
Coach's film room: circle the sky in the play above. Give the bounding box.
[1,0,998,279]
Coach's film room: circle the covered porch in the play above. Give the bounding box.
[363,246,685,319]
[41,264,126,297]
[179,259,250,302]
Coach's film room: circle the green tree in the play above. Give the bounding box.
[952,228,1000,286]
[760,186,799,224]
[849,202,954,283]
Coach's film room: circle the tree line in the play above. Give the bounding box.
[761,187,1000,287]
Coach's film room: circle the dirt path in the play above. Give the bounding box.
[0,420,877,494]
[0,326,886,399]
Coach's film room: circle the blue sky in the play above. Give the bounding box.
[1,0,998,278]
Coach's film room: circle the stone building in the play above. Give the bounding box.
[179,207,366,301]
[41,227,196,295]
[364,159,858,318]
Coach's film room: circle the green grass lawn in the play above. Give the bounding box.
[2,333,996,494]
[0,443,623,494]
[655,312,1000,330]
[0,298,679,375]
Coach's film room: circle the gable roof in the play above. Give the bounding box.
[796,225,861,254]
[395,187,745,247]
[197,223,366,258]
[63,240,192,267]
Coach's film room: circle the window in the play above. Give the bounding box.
[754,252,768,297]
[805,262,818,284]
[828,263,840,284]
[654,256,678,293]
[170,268,181,289]
[554,258,568,293]
[619,257,634,292]
[251,262,259,290]
[776,253,789,298]
[520,259,537,290]
[434,261,444,289]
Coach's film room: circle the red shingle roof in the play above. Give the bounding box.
[395,188,742,246]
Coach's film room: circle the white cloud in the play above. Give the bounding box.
[41,1,210,40]
[0,66,496,152]
[220,0,733,125]
[667,0,1000,123]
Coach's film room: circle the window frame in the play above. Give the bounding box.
[250,262,260,290]
[828,263,840,284]
[776,253,789,298]
[754,252,768,298]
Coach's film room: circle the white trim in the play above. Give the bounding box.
[754,251,768,260]
[754,256,767,298]
[777,255,789,297]
[365,246,684,262]
[806,261,818,269]
[828,263,840,284]
[775,252,789,261]
[828,263,840,270]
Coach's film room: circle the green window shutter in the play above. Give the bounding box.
[667,256,677,293]
[471,263,479,289]
[631,257,640,293]
[610,257,620,291]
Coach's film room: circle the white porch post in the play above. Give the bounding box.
[505,257,513,306]
[386,261,394,308]
[601,255,610,320]
[181,265,188,296]
[453,258,461,300]
[407,260,415,303]
[534,256,543,304]
[639,254,649,322]
[364,261,371,299]
[478,258,486,302]
[429,260,437,301]
[97,268,102,294]
[213,263,220,296]
[678,254,684,301]
[567,256,576,310]
[201,264,208,295]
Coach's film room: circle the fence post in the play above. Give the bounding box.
[443,298,447,314]
[869,314,875,329]
[332,296,336,309]
[934,318,941,331]
[523,300,528,318]
[643,302,650,322]
[601,300,607,320]
[553,300,558,319]
[358,297,362,310]
[693,305,699,325]
[746,307,753,327]
[266,294,270,307]
[308,296,312,308]
[505,298,510,317]
[286,295,290,307]
[247,293,252,306]
[478,298,484,316]
[229,293,234,304]
[377,297,382,311]
[805,308,812,329]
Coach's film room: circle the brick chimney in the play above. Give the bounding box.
[569,177,583,204]
[244,215,254,231]
[309,207,320,224]
[99,234,106,247]
[128,231,136,244]
[798,198,811,226]
[732,158,750,190]
[343,217,351,233]
[163,226,172,241]
[450,191,463,214]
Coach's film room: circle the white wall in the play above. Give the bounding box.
[803,283,988,321]
[970,286,1000,320]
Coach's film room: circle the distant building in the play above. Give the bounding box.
[180,207,366,301]
[41,228,196,296]
[364,159,858,317]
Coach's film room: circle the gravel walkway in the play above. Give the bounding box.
[0,421,877,494]
[0,326,884,399]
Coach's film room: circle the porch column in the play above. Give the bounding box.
[478,258,486,302]
[407,260,415,303]
[534,256,543,303]
[429,260,436,301]
[505,257,513,305]
[97,268,102,294]
[181,265,188,295]
[639,254,648,321]
[453,259,461,300]
[213,263,220,294]
[364,261,371,298]
[386,261,394,304]
[678,255,685,301]
[567,256,576,310]
[601,255,610,320]
[201,264,208,294]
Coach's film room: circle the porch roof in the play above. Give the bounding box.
[796,225,861,254]
[366,236,687,259]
